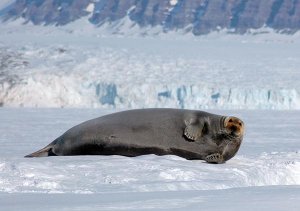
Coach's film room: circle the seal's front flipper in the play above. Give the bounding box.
[184,118,208,141]
[184,124,202,141]
[25,145,56,158]
[205,153,224,164]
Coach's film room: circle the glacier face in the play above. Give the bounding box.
[1,79,299,109]
[0,32,299,109]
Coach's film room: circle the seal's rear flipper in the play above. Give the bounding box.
[24,146,57,158]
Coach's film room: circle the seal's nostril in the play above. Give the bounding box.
[231,125,237,131]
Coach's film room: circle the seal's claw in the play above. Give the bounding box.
[205,153,224,164]
[184,125,201,141]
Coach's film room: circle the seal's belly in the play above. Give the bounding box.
[76,122,216,159]
[55,117,185,156]
[98,120,185,148]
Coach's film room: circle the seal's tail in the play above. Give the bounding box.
[24,145,56,158]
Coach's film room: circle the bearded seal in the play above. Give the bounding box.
[25,109,244,164]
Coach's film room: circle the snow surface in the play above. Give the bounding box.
[0,0,13,10]
[0,108,299,210]
[169,0,178,6]
[0,23,300,109]
[86,3,95,13]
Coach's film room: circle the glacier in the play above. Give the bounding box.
[2,79,298,109]
[0,27,300,109]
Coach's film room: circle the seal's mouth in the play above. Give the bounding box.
[223,116,244,138]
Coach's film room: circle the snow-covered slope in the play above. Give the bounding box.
[0,0,13,10]
[0,25,300,109]
[1,0,300,35]
[0,109,299,210]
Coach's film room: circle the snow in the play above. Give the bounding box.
[0,108,299,210]
[86,3,95,13]
[169,0,178,6]
[0,0,14,10]
[0,24,300,109]
[0,186,299,211]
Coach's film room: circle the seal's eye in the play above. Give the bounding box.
[229,119,233,123]
[239,123,242,126]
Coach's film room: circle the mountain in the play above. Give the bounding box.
[0,0,300,35]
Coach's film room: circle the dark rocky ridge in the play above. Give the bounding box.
[1,0,300,34]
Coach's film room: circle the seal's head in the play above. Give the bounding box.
[224,116,244,138]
